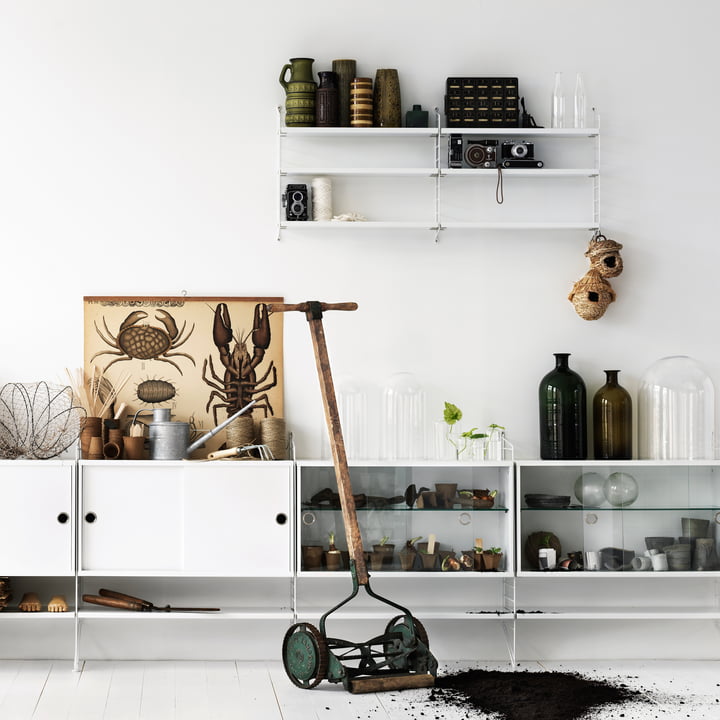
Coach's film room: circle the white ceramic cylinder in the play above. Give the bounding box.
[311,176,333,221]
[651,553,669,571]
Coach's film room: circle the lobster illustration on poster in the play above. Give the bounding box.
[83,296,284,456]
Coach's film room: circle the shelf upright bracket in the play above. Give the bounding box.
[501,575,517,668]
[592,109,601,230]
[277,106,285,242]
[434,107,442,243]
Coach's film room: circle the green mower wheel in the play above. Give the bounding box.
[383,615,430,672]
[282,622,328,689]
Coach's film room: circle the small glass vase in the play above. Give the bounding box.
[433,422,465,460]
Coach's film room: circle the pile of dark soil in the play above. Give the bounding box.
[429,668,646,720]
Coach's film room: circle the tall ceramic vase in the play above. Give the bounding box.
[332,59,356,127]
[350,77,373,127]
[539,353,587,460]
[279,57,316,127]
[373,69,401,127]
[315,71,339,127]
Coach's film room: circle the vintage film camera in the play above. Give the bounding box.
[283,183,309,221]
[500,140,543,168]
[449,134,498,168]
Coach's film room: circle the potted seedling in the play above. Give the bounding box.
[483,546,503,571]
[372,535,395,568]
[473,538,485,571]
[419,533,439,570]
[324,532,342,571]
[399,536,422,571]
[441,551,461,571]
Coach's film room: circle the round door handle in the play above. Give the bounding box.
[85,512,97,523]
[276,513,287,525]
[57,512,69,524]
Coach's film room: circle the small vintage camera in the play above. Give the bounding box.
[283,183,309,221]
[500,140,543,168]
[449,134,498,169]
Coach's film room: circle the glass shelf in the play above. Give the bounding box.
[302,505,509,513]
[521,506,720,512]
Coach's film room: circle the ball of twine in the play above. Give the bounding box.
[311,176,333,221]
[226,415,255,449]
[260,417,288,460]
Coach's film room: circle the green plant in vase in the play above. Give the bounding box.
[443,402,464,458]
[461,427,488,460]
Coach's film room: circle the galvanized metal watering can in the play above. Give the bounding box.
[139,401,255,460]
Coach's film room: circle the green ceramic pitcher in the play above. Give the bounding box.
[279,58,316,127]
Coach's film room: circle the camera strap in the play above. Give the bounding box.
[495,167,504,204]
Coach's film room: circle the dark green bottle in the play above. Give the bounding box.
[539,353,587,459]
[593,369,632,459]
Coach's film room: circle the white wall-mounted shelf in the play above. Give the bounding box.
[277,107,601,240]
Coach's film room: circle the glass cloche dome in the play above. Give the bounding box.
[638,355,715,460]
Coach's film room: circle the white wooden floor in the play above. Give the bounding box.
[0,659,718,719]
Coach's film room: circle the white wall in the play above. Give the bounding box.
[1,1,718,459]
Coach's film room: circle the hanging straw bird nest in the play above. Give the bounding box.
[0,382,86,459]
[585,233,624,278]
[568,269,616,321]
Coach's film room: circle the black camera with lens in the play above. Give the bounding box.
[449,134,498,168]
[500,140,543,168]
[283,183,309,221]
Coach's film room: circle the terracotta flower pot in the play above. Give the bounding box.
[372,544,395,567]
[473,551,485,571]
[399,549,417,571]
[325,549,342,571]
[420,552,438,571]
[301,545,324,571]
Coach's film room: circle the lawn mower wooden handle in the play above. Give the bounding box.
[267,302,358,313]
[269,300,370,584]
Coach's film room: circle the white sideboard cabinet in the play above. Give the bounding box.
[0,459,76,659]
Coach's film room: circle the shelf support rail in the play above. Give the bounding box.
[433,107,442,243]
[501,576,517,668]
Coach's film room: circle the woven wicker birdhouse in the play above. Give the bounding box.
[568,269,616,321]
[585,233,623,278]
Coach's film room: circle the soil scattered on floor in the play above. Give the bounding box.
[428,668,647,720]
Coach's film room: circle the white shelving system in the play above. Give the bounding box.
[277,107,600,241]
[515,460,720,642]
[294,460,518,662]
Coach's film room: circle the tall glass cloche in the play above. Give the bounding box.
[638,355,715,459]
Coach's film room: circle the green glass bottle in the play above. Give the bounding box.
[593,369,632,460]
[539,353,587,459]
